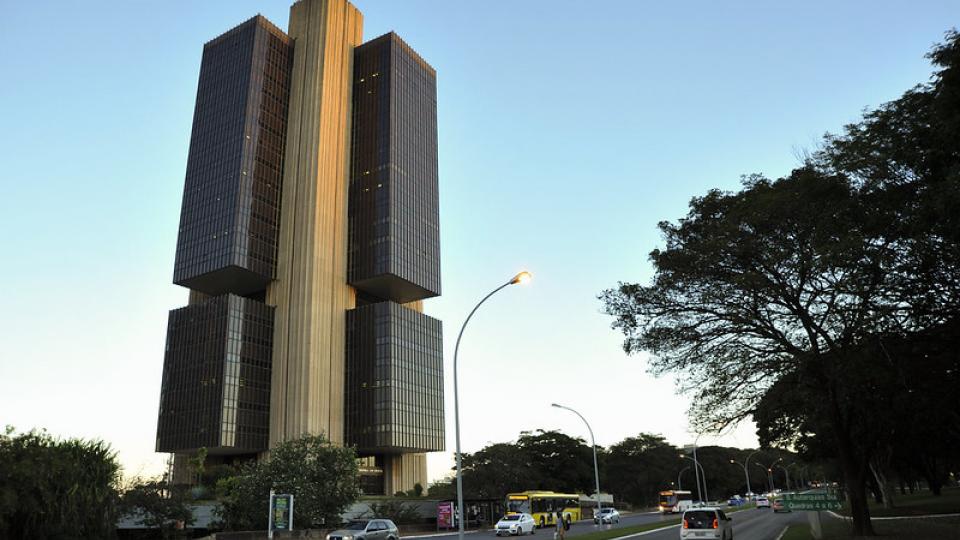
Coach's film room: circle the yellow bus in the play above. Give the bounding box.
[504,491,581,529]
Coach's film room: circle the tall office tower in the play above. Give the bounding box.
[345,32,443,493]
[156,0,443,494]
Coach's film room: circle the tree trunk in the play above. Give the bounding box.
[829,388,875,536]
[869,461,894,509]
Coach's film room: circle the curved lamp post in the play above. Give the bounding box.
[730,449,759,497]
[754,458,781,493]
[679,455,708,502]
[551,403,602,524]
[454,271,531,540]
[778,462,796,492]
[677,465,691,491]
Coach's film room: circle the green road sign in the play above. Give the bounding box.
[783,493,841,511]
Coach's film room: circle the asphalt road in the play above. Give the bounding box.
[410,509,807,540]
[605,509,806,540]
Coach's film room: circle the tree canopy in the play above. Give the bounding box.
[216,433,360,531]
[0,427,121,539]
[601,30,960,536]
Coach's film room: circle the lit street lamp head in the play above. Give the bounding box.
[510,271,532,285]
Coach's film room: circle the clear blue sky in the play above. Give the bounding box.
[0,1,956,480]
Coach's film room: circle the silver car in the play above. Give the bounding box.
[594,508,620,524]
[327,519,399,540]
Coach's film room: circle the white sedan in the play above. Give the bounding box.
[495,513,536,536]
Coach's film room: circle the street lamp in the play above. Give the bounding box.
[778,462,797,492]
[677,466,691,491]
[454,271,532,540]
[679,455,708,502]
[754,458,781,493]
[730,449,759,497]
[552,403,602,524]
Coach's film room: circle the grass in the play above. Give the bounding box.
[779,524,810,540]
[783,515,960,539]
[836,486,960,517]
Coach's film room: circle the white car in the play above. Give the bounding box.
[594,508,620,524]
[755,496,770,509]
[680,508,732,540]
[495,513,536,536]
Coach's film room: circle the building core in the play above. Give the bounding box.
[155,0,443,495]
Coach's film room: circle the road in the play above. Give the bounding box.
[408,509,807,540]
[635,509,807,540]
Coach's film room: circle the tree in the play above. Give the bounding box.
[515,430,596,494]
[216,433,359,531]
[119,478,194,539]
[604,434,677,507]
[601,31,960,536]
[0,427,121,539]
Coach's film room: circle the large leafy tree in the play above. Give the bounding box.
[0,427,121,539]
[603,434,676,507]
[457,430,596,498]
[216,433,359,531]
[601,32,960,536]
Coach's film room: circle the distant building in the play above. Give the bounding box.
[155,0,443,495]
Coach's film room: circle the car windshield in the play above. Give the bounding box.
[501,515,521,521]
[344,521,369,530]
[599,509,613,514]
[683,511,717,530]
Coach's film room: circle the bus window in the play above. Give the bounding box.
[508,499,530,513]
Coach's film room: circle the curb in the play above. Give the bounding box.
[826,510,960,521]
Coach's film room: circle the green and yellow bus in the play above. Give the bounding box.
[505,491,581,529]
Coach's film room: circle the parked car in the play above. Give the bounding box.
[772,499,790,513]
[495,513,536,536]
[680,508,733,540]
[327,519,399,540]
[594,507,620,524]
[755,496,770,509]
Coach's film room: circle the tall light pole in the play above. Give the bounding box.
[730,449,759,497]
[679,455,708,502]
[552,403,602,523]
[778,462,796,492]
[677,466,691,491]
[454,271,532,540]
[755,458,781,493]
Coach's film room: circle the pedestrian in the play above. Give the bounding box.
[554,511,565,540]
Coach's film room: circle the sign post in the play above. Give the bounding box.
[782,493,841,540]
[268,490,295,539]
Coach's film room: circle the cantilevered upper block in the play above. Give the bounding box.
[348,32,442,303]
[173,16,293,296]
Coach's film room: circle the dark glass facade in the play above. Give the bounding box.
[156,295,274,454]
[348,33,441,304]
[173,16,293,297]
[345,302,445,454]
